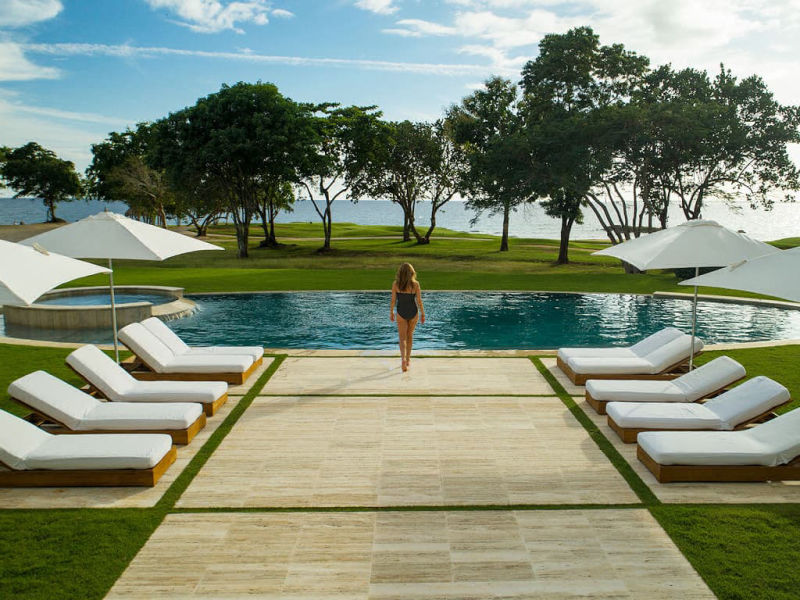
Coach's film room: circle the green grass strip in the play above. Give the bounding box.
[156,355,286,510]
[171,503,643,513]
[529,357,659,506]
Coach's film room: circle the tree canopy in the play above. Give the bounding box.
[1,142,82,222]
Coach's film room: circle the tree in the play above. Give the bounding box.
[416,120,465,244]
[447,77,537,251]
[256,179,295,247]
[88,124,179,226]
[353,120,441,243]
[152,82,320,258]
[299,105,382,251]
[585,63,800,245]
[520,26,649,263]
[1,142,82,222]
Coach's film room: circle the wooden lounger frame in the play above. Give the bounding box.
[557,353,701,387]
[585,373,746,415]
[608,398,790,443]
[0,446,176,488]
[121,354,262,386]
[637,445,800,483]
[67,362,229,417]
[12,395,207,445]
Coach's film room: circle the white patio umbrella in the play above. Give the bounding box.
[681,246,800,303]
[0,239,110,306]
[21,212,223,361]
[593,220,778,368]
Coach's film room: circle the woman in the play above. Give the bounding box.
[390,262,425,372]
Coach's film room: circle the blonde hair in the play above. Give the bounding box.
[395,263,417,292]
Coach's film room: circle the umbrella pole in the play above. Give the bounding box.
[109,258,120,364]
[690,266,699,371]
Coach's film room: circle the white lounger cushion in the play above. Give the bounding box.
[558,328,684,362]
[67,345,227,404]
[0,410,172,471]
[586,356,746,403]
[568,334,703,375]
[609,402,724,430]
[141,317,264,362]
[638,405,800,467]
[607,376,788,432]
[119,323,252,374]
[9,371,204,430]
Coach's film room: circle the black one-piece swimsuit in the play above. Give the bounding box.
[396,292,418,320]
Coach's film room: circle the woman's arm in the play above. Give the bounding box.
[416,283,425,324]
[390,282,396,322]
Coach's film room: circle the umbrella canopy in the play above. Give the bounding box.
[20,212,223,361]
[0,239,110,306]
[20,211,223,260]
[681,247,800,303]
[593,219,778,269]
[593,219,778,369]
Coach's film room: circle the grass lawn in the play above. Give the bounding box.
[55,222,791,298]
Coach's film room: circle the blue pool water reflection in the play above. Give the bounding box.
[36,293,170,306]
[3,292,800,348]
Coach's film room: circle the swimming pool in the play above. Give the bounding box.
[3,292,799,347]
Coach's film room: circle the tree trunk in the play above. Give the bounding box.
[402,212,411,242]
[322,207,332,250]
[234,219,250,258]
[268,204,277,245]
[419,204,438,244]
[500,203,510,252]
[556,216,574,265]
[45,199,56,222]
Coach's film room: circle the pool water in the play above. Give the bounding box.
[36,293,171,306]
[4,292,800,348]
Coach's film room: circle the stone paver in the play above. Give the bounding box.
[106,510,714,599]
[263,357,554,396]
[177,395,637,507]
[576,397,800,503]
[540,357,584,395]
[227,357,273,395]
[0,396,244,509]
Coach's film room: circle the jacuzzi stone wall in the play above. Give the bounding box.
[2,286,194,330]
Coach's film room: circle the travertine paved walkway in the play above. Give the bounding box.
[263,357,553,396]
[107,510,714,599]
[178,395,637,507]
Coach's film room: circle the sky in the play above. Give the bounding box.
[1,0,799,173]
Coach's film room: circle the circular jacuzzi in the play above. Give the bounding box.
[2,285,196,331]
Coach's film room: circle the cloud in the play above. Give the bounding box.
[25,42,493,76]
[143,0,275,33]
[0,42,59,81]
[379,0,800,105]
[0,96,133,171]
[383,19,458,37]
[0,0,62,28]
[270,8,293,18]
[354,0,398,15]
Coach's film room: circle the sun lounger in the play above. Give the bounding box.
[9,371,207,444]
[558,327,684,364]
[559,333,703,385]
[585,356,746,414]
[118,323,260,385]
[637,406,800,482]
[0,409,175,487]
[607,376,790,442]
[66,345,228,416]
[141,317,264,362]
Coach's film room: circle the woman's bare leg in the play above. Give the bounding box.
[405,315,419,366]
[396,316,409,370]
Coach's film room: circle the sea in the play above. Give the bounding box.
[1,196,799,241]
